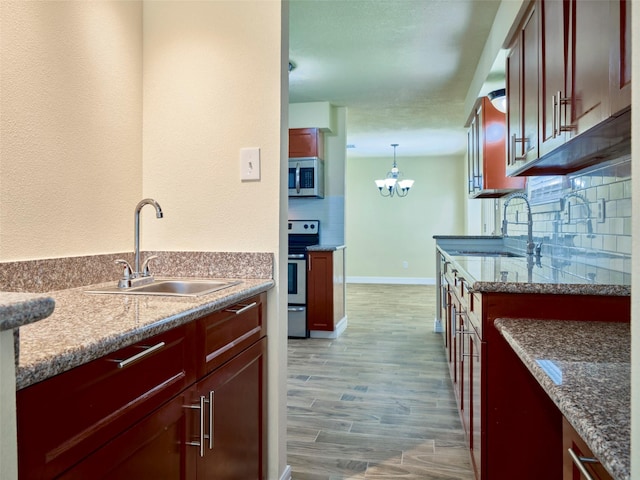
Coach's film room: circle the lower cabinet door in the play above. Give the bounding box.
[59,391,195,479]
[193,337,267,480]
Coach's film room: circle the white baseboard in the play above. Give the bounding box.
[346,276,436,285]
[280,465,292,480]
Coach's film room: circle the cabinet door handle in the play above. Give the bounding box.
[209,390,215,450]
[567,448,598,480]
[184,395,208,457]
[225,302,257,315]
[557,91,575,133]
[115,341,165,369]
[511,134,529,163]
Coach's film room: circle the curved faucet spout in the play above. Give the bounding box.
[502,192,534,255]
[134,198,163,277]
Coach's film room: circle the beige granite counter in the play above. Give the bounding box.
[494,318,630,480]
[17,278,274,390]
[435,236,630,296]
[0,251,274,390]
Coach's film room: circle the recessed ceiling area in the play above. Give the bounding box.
[289,0,505,158]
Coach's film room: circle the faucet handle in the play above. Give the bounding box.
[141,255,159,277]
[115,259,133,288]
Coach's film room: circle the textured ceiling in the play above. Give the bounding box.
[289,0,504,158]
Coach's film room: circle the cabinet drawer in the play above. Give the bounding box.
[197,293,266,378]
[17,323,197,479]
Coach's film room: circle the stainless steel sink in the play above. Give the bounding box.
[85,279,242,297]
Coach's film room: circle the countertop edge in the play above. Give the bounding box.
[0,293,56,331]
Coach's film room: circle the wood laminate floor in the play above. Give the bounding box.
[287,284,474,480]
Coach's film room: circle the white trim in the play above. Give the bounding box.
[346,276,436,285]
[279,465,292,480]
[309,316,348,339]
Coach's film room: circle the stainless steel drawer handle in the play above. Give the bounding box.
[184,395,208,457]
[567,448,598,480]
[225,302,257,315]
[116,341,165,369]
[209,390,215,450]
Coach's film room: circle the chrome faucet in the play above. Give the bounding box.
[562,192,594,238]
[134,198,163,279]
[502,192,535,255]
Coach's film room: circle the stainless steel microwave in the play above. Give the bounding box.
[288,157,324,198]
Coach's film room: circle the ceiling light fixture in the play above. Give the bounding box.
[488,88,506,113]
[375,144,414,197]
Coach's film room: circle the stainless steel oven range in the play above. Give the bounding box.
[287,220,319,338]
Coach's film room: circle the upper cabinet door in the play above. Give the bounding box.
[506,4,538,175]
[566,0,610,137]
[609,0,631,115]
[538,0,568,157]
[289,128,324,159]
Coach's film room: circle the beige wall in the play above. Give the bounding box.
[0,1,287,478]
[0,1,143,260]
[346,153,466,282]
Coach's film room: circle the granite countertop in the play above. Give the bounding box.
[15,278,274,390]
[306,244,346,252]
[494,318,630,480]
[435,237,630,296]
[0,292,55,331]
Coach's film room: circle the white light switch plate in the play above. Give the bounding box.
[240,147,260,181]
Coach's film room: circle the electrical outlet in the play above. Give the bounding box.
[597,198,606,223]
[240,147,260,181]
[402,261,408,269]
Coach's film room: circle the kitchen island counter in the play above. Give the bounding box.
[494,318,630,480]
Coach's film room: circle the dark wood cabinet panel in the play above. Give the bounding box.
[196,293,266,378]
[506,0,630,176]
[59,392,194,480]
[466,97,525,198]
[567,0,610,137]
[307,249,345,333]
[539,0,568,157]
[17,294,268,480]
[194,337,267,480]
[289,128,324,159]
[17,324,197,479]
[563,417,614,480]
[506,3,538,174]
[609,0,631,115]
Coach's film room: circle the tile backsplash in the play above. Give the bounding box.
[502,154,631,266]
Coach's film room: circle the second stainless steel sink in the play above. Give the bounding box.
[86,279,242,297]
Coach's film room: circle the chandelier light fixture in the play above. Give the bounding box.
[374,144,414,197]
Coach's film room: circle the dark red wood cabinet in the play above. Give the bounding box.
[466,96,525,198]
[506,0,631,176]
[438,250,629,480]
[289,128,324,159]
[17,293,268,480]
[307,249,345,333]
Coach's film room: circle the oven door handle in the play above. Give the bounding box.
[288,306,306,312]
[288,254,306,260]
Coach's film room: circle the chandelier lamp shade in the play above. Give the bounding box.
[374,144,414,197]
